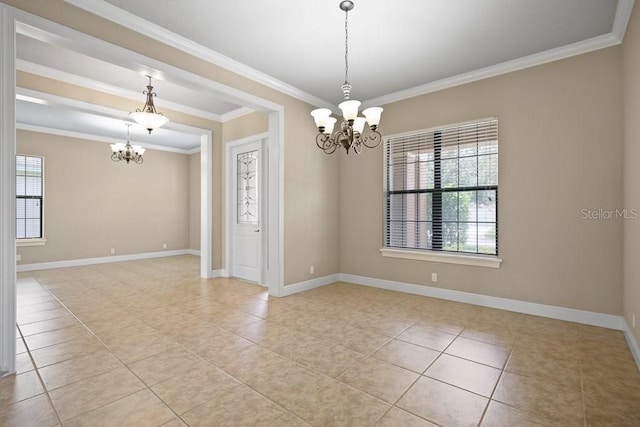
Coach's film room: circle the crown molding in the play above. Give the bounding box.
[220,107,255,123]
[18,86,126,118]
[34,0,638,113]
[63,0,335,110]
[65,0,635,111]
[17,123,195,154]
[362,32,622,108]
[363,0,634,108]
[613,0,636,41]
[10,6,282,115]
[17,60,226,122]
[17,87,211,149]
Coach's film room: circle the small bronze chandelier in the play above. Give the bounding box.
[110,123,145,164]
[310,1,383,154]
[130,75,169,134]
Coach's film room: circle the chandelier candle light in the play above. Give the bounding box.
[130,75,169,134]
[311,0,383,154]
[111,123,145,164]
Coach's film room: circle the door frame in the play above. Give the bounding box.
[225,133,269,284]
[0,5,16,378]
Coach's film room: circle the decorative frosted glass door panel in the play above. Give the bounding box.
[237,150,258,225]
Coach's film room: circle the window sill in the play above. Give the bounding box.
[380,248,502,268]
[17,238,47,247]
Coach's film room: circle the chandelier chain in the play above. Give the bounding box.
[341,7,352,100]
[344,8,349,87]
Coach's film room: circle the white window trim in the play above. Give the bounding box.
[16,238,47,247]
[380,247,502,268]
[383,117,499,263]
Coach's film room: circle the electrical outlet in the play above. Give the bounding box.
[162,243,167,249]
[110,248,115,255]
[431,273,437,282]
[16,254,21,262]
[309,265,315,274]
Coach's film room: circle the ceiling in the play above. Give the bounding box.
[15,0,632,151]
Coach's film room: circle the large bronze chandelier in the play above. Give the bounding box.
[310,1,383,154]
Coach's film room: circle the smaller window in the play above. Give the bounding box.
[16,155,44,240]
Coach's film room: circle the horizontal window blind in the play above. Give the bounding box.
[384,119,498,255]
[16,155,43,239]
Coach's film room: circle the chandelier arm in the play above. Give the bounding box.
[316,133,338,154]
[352,138,362,154]
[339,125,354,154]
[324,143,339,154]
[138,89,158,114]
[316,133,330,150]
[361,129,382,149]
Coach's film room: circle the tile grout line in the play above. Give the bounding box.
[473,316,527,427]
[23,276,188,426]
[14,323,64,427]
[33,272,332,426]
[236,317,412,425]
[358,307,432,416]
[579,345,588,427]
[339,319,422,425]
[383,322,469,426]
[476,345,514,426]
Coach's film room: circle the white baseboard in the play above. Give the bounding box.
[210,269,226,278]
[623,322,640,369]
[282,274,340,296]
[338,273,624,331]
[187,249,201,256]
[17,250,193,272]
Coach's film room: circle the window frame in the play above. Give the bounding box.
[382,118,501,268]
[16,154,46,246]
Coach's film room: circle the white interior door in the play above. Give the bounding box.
[230,141,262,283]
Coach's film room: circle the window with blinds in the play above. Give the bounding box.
[16,155,44,240]
[384,118,498,256]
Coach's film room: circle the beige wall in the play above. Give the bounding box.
[283,105,340,283]
[222,112,268,143]
[189,152,200,251]
[17,130,190,263]
[623,6,640,342]
[340,46,624,315]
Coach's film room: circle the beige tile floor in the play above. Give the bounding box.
[1,255,639,426]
